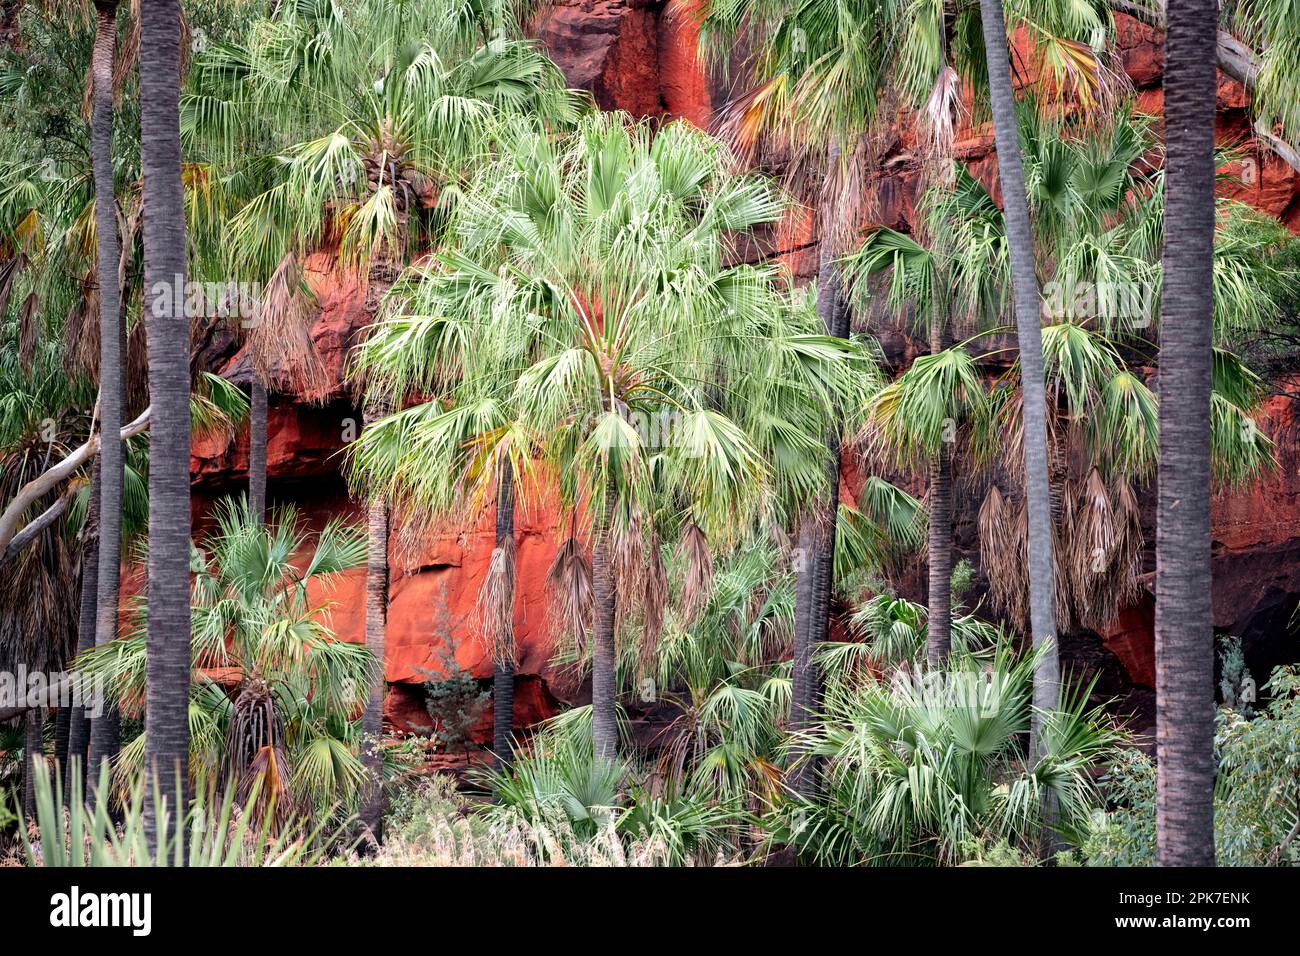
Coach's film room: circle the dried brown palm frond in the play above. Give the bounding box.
[817,135,875,256]
[125,316,149,417]
[674,522,714,625]
[918,66,965,177]
[1053,469,1147,632]
[113,2,138,95]
[1052,476,1075,627]
[610,512,643,597]
[1068,468,1115,624]
[0,483,78,675]
[637,529,668,673]
[977,483,1026,629]
[1109,476,1144,610]
[993,389,1065,494]
[226,676,296,834]
[0,256,23,323]
[246,252,330,403]
[546,535,592,653]
[17,290,38,374]
[62,277,100,379]
[478,535,517,668]
[239,744,295,836]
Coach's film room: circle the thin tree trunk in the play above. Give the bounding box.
[492,463,516,771]
[65,458,100,802]
[927,313,953,665]
[249,377,267,524]
[977,0,1059,756]
[359,397,390,844]
[86,0,122,787]
[789,210,848,794]
[927,448,954,664]
[809,288,849,663]
[1155,0,1217,868]
[140,0,191,846]
[590,482,618,766]
[787,521,818,798]
[52,705,70,784]
[22,707,43,820]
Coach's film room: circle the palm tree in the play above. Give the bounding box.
[359,393,389,842]
[1155,0,1218,868]
[488,462,516,770]
[878,110,1280,642]
[682,0,1118,727]
[196,0,577,838]
[976,0,1059,759]
[65,460,99,792]
[85,0,122,787]
[352,114,869,766]
[238,255,329,529]
[843,213,998,665]
[78,498,374,821]
[139,0,191,837]
[681,4,889,751]
[787,640,1121,865]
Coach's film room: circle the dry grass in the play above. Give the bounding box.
[349,776,686,867]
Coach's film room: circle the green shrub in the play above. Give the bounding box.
[1084,665,1300,866]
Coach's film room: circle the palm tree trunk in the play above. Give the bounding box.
[22,707,42,820]
[360,396,390,844]
[492,462,516,771]
[788,215,849,794]
[86,0,122,786]
[927,314,954,665]
[977,0,1059,755]
[927,449,954,664]
[590,482,618,766]
[1155,0,1217,867]
[809,289,849,663]
[785,520,816,796]
[65,458,99,801]
[52,704,70,784]
[140,0,191,844]
[249,377,267,524]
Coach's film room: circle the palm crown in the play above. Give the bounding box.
[353,113,876,543]
[188,0,578,285]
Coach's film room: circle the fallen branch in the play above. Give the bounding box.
[0,485,77,566]
[1109,0,1300,176]
[0,405,150,556]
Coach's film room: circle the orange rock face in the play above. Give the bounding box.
[181,5,1300,736]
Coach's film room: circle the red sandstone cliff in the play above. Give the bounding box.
[184,5,1300,743]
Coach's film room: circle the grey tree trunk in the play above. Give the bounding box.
[22,707,42,820]
[808,286,849,663]
[86,0,122,785]
[927,449,954,664]
[359,397,390,844]
[590,483,618,766]
[1155,0,1217,868]
[140,0,191,845]
[787,521,818,797]
[65,458,99,801]
[927,317,953,665]
[492,463,516,770]
[52,704,70,783]
[249,378,267,524]
[788,224,848,795]
[977,0,1059,753]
